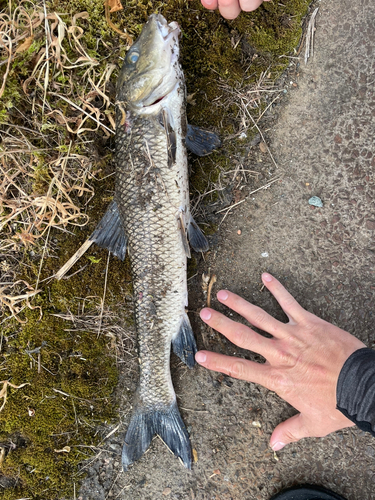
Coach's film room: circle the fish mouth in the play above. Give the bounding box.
[144,95,166,107]
[155,15,180,40]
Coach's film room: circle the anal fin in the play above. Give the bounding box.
[90,200,127,260]
[186,124,221,156]
[187,216,209,253]
[172,313,197,368]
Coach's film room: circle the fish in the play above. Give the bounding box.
[84,14,220,470]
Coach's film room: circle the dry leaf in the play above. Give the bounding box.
[16,36,34,53]
[187,93,197,106]
[54,446,71,453]
[107,0,123,13]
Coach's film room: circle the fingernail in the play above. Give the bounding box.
[262,273,273,282]
[195,351,207,363]
[205,0,214,4]
[217,290,228,301]
[271,442,286,451]
[200,308,211,321]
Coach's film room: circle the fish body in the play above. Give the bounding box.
[57,12,220,469]
[114,14,210,470]
[86,14,219,470]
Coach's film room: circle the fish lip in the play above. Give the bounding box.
[155,14,180,40]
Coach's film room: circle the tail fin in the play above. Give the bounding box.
[122,401,192,470]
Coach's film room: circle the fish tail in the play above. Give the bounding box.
[122,401,192,470]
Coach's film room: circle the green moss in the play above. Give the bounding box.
[0,300,118,499]
[0,171,131,498]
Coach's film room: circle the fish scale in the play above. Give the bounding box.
[115,107,189,410]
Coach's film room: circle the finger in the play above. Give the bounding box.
[239,0,264,12]
[195,350,270,386]
[216,290,287,338]
[200,307,278,359]
[269,411,356,451]
[262,273,307,324]
[201,0,219,10]
[218,0,241,19]
[269,413,307,451]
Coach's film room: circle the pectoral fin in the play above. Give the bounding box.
[178,212,191,258]
[186,124,221,156]
[90,200,127,260]
[159,109,176,166]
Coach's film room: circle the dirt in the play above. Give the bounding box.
[78,0,375,498]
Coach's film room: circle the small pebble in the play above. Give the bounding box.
[308,196,323,207]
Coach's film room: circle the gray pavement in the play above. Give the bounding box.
[79,0,375,498]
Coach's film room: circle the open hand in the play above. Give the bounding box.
[201,0,271,20]
[195,273,365,451]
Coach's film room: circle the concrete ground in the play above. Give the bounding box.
[79,0,375,498]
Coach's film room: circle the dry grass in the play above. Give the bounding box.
[216,70,284,138]
[0,1,121,321]
[52,300,136,361]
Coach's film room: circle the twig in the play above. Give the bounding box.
[216,177,282,215]
[241,97,279,170]
[217,177,282,226]
[55,239,94,280]
[305,8,319,64]
[98,252,110,337]
[207,275,217,308]
[36,141,72,290]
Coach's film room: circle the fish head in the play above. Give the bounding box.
[117,14,181,112]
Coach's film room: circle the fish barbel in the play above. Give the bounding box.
[80,14,219,470]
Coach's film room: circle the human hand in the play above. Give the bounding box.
[201,0,271,20]
[195,273,365,451]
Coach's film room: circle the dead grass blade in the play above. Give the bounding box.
[104,0,133,45]
[0,280,42,324]
[0,380,30,413]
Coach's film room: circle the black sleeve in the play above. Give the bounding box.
[336,347,375,436]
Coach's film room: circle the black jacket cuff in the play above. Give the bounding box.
[336,347,375,436]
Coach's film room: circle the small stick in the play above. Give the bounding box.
[98,252,110,337]
[207,275,217,308]
[305,8,319,64]
[55,239,94,280]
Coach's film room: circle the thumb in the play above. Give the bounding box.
[270,413,310,451]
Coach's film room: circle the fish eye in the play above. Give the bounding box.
[128,51,139,64]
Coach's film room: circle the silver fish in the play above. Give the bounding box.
[87,14,220,470]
